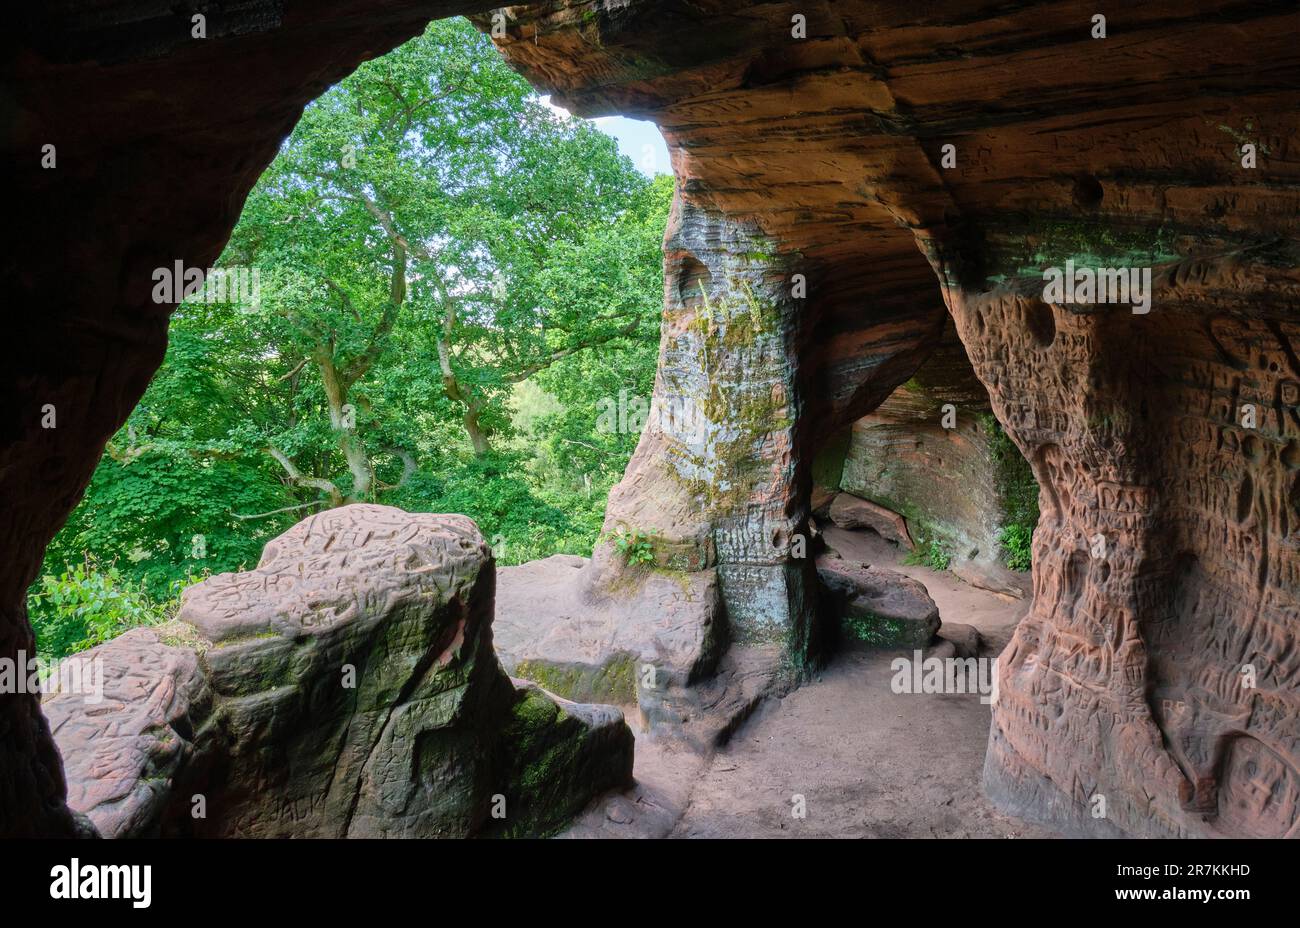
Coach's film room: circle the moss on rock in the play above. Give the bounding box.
[982,414,1039,571]
[513,653,638,706]
[488,686,634,839]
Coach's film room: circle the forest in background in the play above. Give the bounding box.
[30,19,670,659]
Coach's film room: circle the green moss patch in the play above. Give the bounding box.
[840,610,932,650]
[513,653,638,706]
[487,687,632,839]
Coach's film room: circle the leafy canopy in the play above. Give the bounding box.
[29,18,672,657]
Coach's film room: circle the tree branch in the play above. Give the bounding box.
[233,501,323,522]
[375,447,417,491]
[266,446,344,506]
[502,319,642,385]
[277,357,310,382]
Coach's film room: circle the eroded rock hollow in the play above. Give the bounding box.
[483,0,1300,838]
[4,0,1299,838]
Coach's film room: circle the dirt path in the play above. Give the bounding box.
[667,649,1051,837]
[564,527,1055,838]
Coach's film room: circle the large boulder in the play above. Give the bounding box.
[47,505,633,838]
[42,627,210,839]
[493,552,782,751]
[829,493,915,550]
[816,555,941,650]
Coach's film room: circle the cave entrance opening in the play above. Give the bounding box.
[24,15,678,837]
[710,315,1053,836]
[810,313,1038,657]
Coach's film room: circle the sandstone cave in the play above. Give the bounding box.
[3,0,1299,849]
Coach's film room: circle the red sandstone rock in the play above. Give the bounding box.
[42,628,209,839]
[937,623,983,660]
[4,1,1299,839]
[46,506,633,838]
[485,0,1300,839]
[832,320,1033,599]
[829,493,915,551]
[816,555,941,650]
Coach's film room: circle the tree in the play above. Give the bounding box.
[30,18,670,636]
[225,17,655,483]
[29,17,673,654]
[530,173,673,483]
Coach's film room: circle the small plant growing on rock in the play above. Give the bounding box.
[902,525,952,572]
[606,525,657,567]
[999,524,1033,572]
[921,538,951,572]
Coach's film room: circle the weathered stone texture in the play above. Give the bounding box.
[961,260,1300,838]
[829,493,915,551]
[4,0,500,838]
[486,0,1300,836]
[816,555,941,650]
[45,506,633,838]
[831,323,1035,597]
[492,190,822,744]
[839,327,1000,557]
[42,628,210,839]
[5,0,1300,838]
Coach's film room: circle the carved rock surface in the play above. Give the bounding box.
[486,1,1300,838]
[43,628,210,838]
[48,506,632,838]
[967,265,1300,839]
[5,0,1300,838]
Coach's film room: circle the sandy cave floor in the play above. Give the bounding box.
[562,527,1058,839]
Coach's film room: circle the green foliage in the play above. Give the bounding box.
[28,18,671,656]
[527,173,672,479]
[983,414,1039,572]
[605,525,657,566]
[386,452,606,565]
[999,524,1033,573]
[27,559,178,660]
[217,16,664,481]
[902,525,952,572]
[842,613,908,648]
[44,450,290,601]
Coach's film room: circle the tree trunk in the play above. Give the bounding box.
[464,400,491,456]
[318,351,373,501]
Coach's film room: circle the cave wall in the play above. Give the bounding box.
[473,1,952,680]
[486,0,1300,837]
[2,0,497,837]
[592,192,815,652]
[969,258,1300,837]
[833,319,1036,596]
